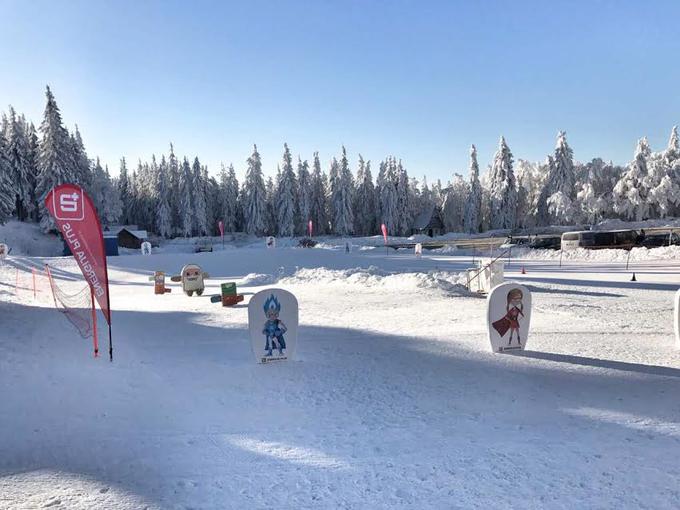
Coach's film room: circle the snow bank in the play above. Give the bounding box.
[431,245,459,254]
[594,217,680,231]
[521,245,680,262]
[237,265,470,296]
[240,272,279,286]
[0,220,62,256]
[278,266,470,296]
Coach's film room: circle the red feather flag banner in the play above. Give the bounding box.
[381,223,388,244]
[308,220,313,237]
[45,184,114,361]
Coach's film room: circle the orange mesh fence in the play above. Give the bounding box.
[45,264,98,356]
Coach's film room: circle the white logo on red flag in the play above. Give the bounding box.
[53,188,85,220]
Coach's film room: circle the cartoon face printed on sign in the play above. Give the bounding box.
[180,264,209,296]
[508,288,523,309]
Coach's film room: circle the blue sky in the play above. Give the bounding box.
[1,0,679,182]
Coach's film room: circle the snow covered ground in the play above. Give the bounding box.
[2,242,680,509]
[0,220,62,257]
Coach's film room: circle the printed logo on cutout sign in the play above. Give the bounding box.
[53,188,85,221]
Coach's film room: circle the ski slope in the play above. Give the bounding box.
[2,244,680,509]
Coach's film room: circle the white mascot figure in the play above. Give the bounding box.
[173,264,210,296]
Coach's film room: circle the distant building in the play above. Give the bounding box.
[61,224,148,257]
[104,225,149,249]
[62,233,119,256]
[115,228,148,250]
[411,205,444,237]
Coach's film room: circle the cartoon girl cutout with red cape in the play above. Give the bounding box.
[492,288,524,346]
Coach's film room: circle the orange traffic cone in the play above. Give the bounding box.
[630,273,637,282]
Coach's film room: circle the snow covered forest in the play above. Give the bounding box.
[2,86,680,238]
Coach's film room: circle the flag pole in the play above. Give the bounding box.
[108,322,113,362]
[91,286,99,358]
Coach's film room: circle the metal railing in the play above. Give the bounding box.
[465,248,511,292]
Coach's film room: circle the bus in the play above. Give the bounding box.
[561,230,638,250]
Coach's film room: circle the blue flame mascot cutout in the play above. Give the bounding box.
[263,294,287,356]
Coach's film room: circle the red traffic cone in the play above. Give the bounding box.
[630,273,637,282]
[521,266,526,274]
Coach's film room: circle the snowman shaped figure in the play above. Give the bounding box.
[179,264,210,296]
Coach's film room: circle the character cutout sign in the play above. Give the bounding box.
[266,236,276,249]
[171,264,210,296]
[415,243,423,258]
[149,271,171,294]
[248,288,298,363]
[141,241,152,255]
[487,282,532,353]
[0,243,7,259]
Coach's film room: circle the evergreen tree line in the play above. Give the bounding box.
[1,87,680,237]
[0,86,121,232]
